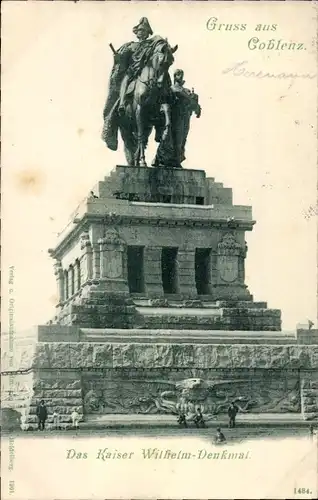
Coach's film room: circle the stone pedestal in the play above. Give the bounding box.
[6,165,311,431]
[1,326,317,430]
[48,165,281,330]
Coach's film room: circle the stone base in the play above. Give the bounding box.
[1,326,318,430]
[51,165,259,317]
[80,413,311,430]
[51,289,142,329]
[94,165,233,205]
[135,297,281,331]
[51,293,281,331]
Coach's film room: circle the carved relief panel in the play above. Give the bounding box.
[216,232,245,284]
[82,372,300,416]
[99,228,127,280]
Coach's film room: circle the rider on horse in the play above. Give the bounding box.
[102,18,174,155]
[114,17,154,113]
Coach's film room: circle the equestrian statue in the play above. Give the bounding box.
[102,17,201,168]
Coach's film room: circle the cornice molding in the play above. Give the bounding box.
[50,213,255,259]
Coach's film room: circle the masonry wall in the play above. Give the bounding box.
[1,327,318,429]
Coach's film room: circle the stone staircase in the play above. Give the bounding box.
[132,297,281,331]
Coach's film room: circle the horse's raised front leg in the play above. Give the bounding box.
[135,103,147,167]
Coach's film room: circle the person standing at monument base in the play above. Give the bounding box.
[177,411,188,428]
[71,410,80,429]
[193,407,206,428]
[52,410,61,430]
[228,402,239,428]
[36,400,48,431]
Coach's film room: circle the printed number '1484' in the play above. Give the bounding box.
[294,488,312,495]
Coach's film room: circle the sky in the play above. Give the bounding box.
[2,1,317,332]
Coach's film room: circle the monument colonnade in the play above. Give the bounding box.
[52,231,247,305]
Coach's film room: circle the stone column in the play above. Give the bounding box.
[177,249,197,297]
[74,259,81,292]
[144,246,164,296]
[80,232,93,284]
[99,237,108,279]
[53,260,64,304]
[92,243,101,280]
[238,241,248,284]
[63,270,69,300]
[68,265,75,297]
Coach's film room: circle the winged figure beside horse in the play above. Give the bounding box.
[102,17,201,168]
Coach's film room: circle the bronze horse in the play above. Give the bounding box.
[117,38,178,167]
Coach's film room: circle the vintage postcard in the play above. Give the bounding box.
[1,1,318,499]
